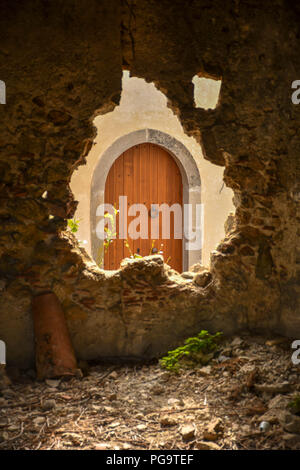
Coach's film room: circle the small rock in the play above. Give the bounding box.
[247,406,268,418]
[167,398,183,407]
[208,418,224,434]
[33,417,46,426]
[94,442,111,450]
[108,421,120,428]
[259,421,271,432]
[45,379,60,388]
[202,430,218,441]
[151,384,164,395]
[278,410,300,434]
[181,271,195,279]
[137,424,147,431]
[108,392,117,401]
[7,424,19,431]
[122,443,132,450]
[109,371,118,380]
[240,424,251,435]
[194,270,212,288]
[180,424,195,441]
[282,433,300,448]
[259,409,281,424]
[240,364,257,375]
[179,271,192,279]
[65,433,81,446]
[197,366,212,377]
[160,415,177,427]
[42,399,56,411]
[231,337,243,347]
[203,418,223,441]
[103,406,116,414]
[92,404,102,411]
[196,441,220,450]
[268,394,290,410]
[189,263,206,273]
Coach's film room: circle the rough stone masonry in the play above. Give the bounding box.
[0,0,299,367]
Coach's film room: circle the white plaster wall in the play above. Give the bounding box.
[70,71,234,268]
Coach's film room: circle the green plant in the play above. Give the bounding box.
[67,218,80,233]
[288,395,300,415]
[124,239,165,259]
[98,208,171,266]
[96,207,119,265]
[124,239,143,259]
[159,330,223,373]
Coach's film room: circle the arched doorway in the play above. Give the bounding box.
[91,129,202,271]
[104,143,183,272]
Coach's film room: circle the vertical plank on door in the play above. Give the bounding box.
[124,146,134,259]
[114,153,124,265]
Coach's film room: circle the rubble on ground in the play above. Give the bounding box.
[0,334,299,450]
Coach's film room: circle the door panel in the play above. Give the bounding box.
[104,143,183,272]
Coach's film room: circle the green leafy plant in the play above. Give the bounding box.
[97,208,172,267]
[124,239,143,259]
[67,218,80,233]
[159,330,223,373]
[97,206,119,265]
[124,239,166,259]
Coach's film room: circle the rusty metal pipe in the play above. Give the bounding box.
[32,292,77,380]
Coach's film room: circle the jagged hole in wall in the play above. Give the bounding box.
[192,75,222,109]
[70,71,234,271]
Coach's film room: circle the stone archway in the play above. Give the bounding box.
[90,129,202,271]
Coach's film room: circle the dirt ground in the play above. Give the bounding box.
[1,333,300,450]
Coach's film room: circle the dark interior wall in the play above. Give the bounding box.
[0,0,299,366]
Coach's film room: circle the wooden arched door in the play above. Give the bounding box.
[104,143,183,272]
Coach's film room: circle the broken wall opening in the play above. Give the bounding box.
[70,70,234,270]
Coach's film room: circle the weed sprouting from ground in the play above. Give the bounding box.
[159,330,223,373]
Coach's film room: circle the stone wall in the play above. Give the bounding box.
[0,0,299,367]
